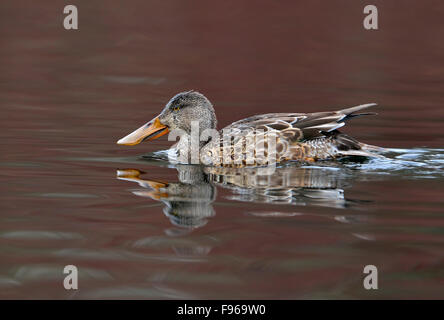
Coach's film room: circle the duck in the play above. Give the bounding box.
[117,91,382,167]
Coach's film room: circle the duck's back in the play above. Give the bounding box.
[201,103,382,167]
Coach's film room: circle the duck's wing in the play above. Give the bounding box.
[223,103,377,142]
[203,103,380,165]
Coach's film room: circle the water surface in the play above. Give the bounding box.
[1,1,444,299]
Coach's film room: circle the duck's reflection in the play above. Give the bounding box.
[117,164,351,230]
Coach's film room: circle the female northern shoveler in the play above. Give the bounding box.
[117,91,382,166]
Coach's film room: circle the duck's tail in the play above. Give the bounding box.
[328,130,386,159]
[338,103,378,121]
[336,141,386,159]
[332,103,385,158]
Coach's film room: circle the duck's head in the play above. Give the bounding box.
[117,91,217,146]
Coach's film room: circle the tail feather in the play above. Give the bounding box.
[331,132,386,159]
[359,142,387,153]
[339,103,378,121]
[337,149,385,158]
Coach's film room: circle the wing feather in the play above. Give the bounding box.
[222,103,377,142]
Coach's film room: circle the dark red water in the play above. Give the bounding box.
[1,1,444,299]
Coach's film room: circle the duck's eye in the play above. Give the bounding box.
[173,106,180,111]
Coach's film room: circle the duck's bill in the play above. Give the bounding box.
[117,117,169,145]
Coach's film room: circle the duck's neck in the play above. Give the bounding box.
[171,134,210,164]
